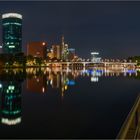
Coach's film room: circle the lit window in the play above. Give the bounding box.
[9,45,15,48]
[3,23,21,26]
[2,13,22,19]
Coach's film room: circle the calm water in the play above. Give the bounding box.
[0,67,139,139]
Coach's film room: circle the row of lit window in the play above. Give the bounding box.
[3,22,22,26]
[4,36,21,40]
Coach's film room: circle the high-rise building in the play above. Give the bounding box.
[2,13,22,54]
[61,35,69,61]
[68,48,75,61]
[27,42,47,58]
[61,35,65,60]
[91,52,101,63]
[52,45,61,60]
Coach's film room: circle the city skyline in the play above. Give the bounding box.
[0,1,140,139]
[0,1,140,58]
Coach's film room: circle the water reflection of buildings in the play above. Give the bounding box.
[104,68,137,77]
[0,68,138,125]
[27,76,46,94]
[26,69,76,98]
[26,68,138,96]
[0,80,22,126]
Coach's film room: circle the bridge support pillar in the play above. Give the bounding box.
[83,63,86,67]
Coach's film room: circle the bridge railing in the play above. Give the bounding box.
[117,94,140,139]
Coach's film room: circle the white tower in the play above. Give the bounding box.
[91,52,101,63]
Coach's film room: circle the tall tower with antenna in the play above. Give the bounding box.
[61,35,65,60]
[61,35,65,47]
[61,35,69,61]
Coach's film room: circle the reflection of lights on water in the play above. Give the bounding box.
[1,117,21,125]
[2,110,21,115]
[50,80,53,85]
[85,69,103,77]
[6,85,15,93]
[67,80,75,85]
[92,71,102,77]
[126,70,136,73]
[82,70,86,73]
[106,70,110,73]
[117,73,120,76]
[8,85,15,90]
[42,87,45,93]
[91,77,99,82]
[0,83,2,88]
[36,78,39,82]
[124,72,127,77]
[65,85,68,90]
[46,81,49,85]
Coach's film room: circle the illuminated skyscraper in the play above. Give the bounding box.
[91,52,101,63]
[61,35,65,48]
[61,35,69,61]
[61,35,65,60]
[2,13,22,54]
[68,48,75,61]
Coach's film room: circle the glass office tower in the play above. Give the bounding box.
[2,13,22,54]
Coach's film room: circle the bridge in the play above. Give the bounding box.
[45,61,137,68]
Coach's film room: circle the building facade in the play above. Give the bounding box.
[2,13,22,54]
[27,42,47,58]
[61,36,69,61]
[68,48,75,61]
[52,45,61,60]
[91,52,101,63]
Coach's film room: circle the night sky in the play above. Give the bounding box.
[0,1,140,59]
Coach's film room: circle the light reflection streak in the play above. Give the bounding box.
[0,67,138,126]
[0,67,138,100]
